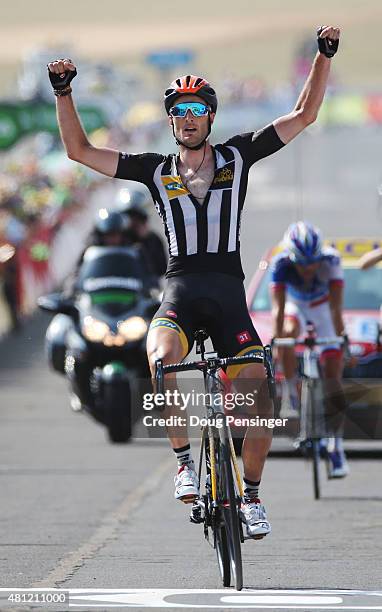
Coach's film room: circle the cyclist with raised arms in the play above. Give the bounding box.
[270,221,349,477]
[47,25,340,539]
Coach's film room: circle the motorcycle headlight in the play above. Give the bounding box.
[118,316,148,342]
[103,332,126,347]
[82,316,110,342]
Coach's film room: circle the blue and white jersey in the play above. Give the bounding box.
[270,246,344,307]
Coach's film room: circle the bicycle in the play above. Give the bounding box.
[273,324,345,500]
[155,329,275,591]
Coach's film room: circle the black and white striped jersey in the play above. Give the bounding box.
[115,124,284,279]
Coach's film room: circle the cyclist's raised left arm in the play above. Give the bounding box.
[274,26,340,145]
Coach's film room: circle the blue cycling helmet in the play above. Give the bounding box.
[283,221,322,264]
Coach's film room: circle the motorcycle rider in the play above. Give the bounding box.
[76,208,130,259]
[66,208,156,294]
[116,187,167,278]
[58,208,154,410]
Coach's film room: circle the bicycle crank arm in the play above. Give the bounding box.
[190,499,205,524]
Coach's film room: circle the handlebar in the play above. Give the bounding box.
[155,347,276,402]
[272,336,345,348]
[160,353,265,375]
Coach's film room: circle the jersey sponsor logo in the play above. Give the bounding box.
[150,318,179,332]
[161,176,189,200]
[213,167,234,184]
[150,318,189,355]
[166,309,177,318]
[211,164,234,191]
[236,330,252,345]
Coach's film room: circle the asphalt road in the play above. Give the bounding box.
[1,125,382,610]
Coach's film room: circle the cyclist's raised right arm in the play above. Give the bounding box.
[57,94,119,176]
[48,59,118,177]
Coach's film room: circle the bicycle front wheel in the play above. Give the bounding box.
[218,424,243,591]
[312,438,321,500]
[301,378,323,500]
[214,520,231,587]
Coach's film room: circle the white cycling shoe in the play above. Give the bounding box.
[240,498,271,539]
[174,465,199,503]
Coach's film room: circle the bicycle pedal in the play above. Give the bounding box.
[295,439,313,456]
[244,533,267,541]
[190,500,205,524]
[180,494,198,505]
[294,438,309,450]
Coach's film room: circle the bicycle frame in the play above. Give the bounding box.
[154,331,274,589]
[302,344,321,380]
[274,331,345,411]
[273,329,345,498]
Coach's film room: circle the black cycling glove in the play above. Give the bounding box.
[48,62,77,96]
[317,26,339,58]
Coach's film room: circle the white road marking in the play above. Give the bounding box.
[65,588,382,609]
[31,457,173,588]
[2,589,382,610]
[222,595,342,604]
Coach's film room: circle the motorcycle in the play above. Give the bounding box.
[38,245,159,443]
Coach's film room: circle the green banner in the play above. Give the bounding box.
[319,95,368,125]
[0,101,107,149]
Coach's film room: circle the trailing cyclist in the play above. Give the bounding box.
[270,221,349,477]
[47,25,340,538]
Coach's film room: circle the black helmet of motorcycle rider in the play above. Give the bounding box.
[94,209,130,246]
[116,187,149,221]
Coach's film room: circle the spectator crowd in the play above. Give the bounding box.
[0,155,94,331]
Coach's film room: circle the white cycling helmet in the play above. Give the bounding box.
[283,221,322,264]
